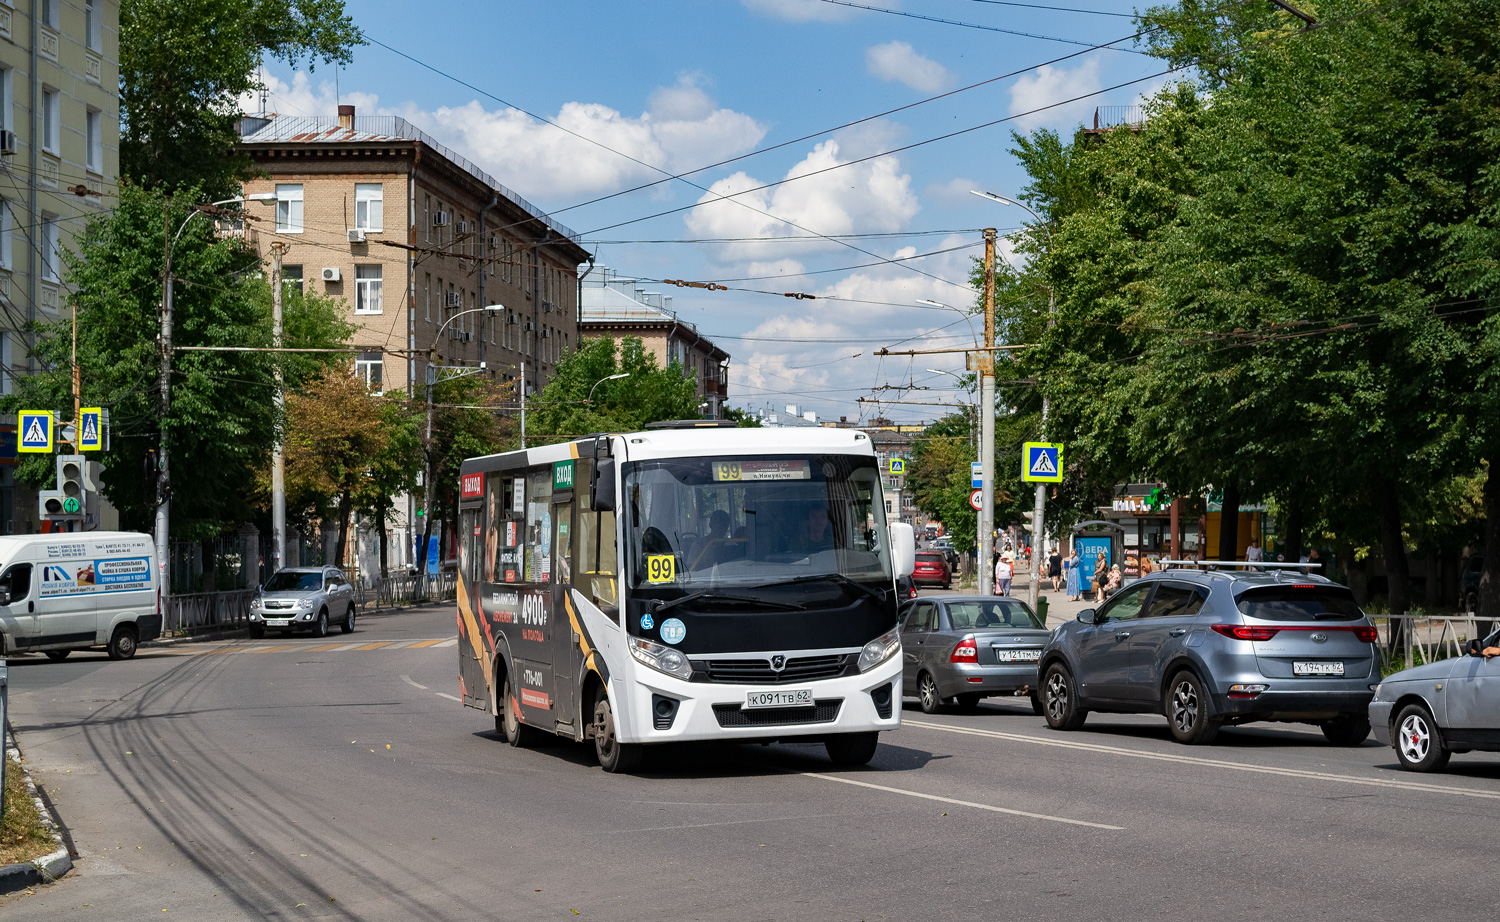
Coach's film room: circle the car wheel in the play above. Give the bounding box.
[44,650,69,662]
[313,609,329,638]
[955,693,982,711]
[107,625,138,661]
[1320,715,1372,746]
[1043,664,1087,730]
[917,672,945,715]
[592,686,642,773]
[1394,703,1451,772]
[501,675,542,749]
[248,623,266,639]
[341,605,356,634]
[943,581,952,590]
[825,731,879,767]
[1029,691,1044,716]
[1166,671,1220,744]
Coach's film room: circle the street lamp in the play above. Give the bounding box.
[588,372,629,403]
[916,299,980,349]
[156,193,278,607]
[973,189,1057,612]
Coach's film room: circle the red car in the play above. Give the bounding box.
[912,551,952,589]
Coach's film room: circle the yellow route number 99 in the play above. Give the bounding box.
[713,461,742,482]
[646,554,677,584]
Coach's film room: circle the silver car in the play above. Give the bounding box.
[1039,568,1378,745]
[900,596,1050,714]
[249,567,357,638]
[1369,630,1500,772]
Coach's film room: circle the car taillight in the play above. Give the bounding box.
[1211,624,1281,641]
[950,638,978,663]
[1353,626,1377,643]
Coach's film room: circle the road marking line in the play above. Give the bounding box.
[247,644,300,654]
[435,692,461,702]
[401,674,429,690]
[798,771,1123,830]
[903,720,1500,801]
[432,638,459,648]
[354,641,395,651]
[407,639,448,648]
[324,642,364,652]
[304,643,345,652]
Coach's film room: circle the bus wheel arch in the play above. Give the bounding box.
[580,670,607,740]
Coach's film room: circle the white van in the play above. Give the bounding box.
[0,531,160,661]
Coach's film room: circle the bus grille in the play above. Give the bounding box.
[712,699,843,728]
[699,654,849,684]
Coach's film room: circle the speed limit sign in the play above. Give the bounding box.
[969,489,984,511]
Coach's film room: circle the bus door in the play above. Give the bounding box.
[550,466,579,735]
[458,504,487,709]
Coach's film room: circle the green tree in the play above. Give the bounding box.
[283,369,387,564]
[121,0,362,192]
[354,397,423,578]
[528,336,702,440]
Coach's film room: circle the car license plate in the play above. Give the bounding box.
[1293,661,1344,676]
[745,688,814,709]
[994,648,1041,663]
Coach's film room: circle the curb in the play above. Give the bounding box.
[0,744,73,896]
[140,598,457,649]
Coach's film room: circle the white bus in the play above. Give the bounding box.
[455,421,916,772]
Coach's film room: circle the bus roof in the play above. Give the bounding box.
[460,426,875,474]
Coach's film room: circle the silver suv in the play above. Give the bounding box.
[249,567,357,638]
[1038,565,1377,745]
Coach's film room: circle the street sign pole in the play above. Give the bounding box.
[979,228,996,597]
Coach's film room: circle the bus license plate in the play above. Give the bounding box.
[745,688,814,709]
[994,648,1041,663]
[1294,662,1344,676]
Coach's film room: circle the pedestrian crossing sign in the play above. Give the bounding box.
[1022,442,1063,483]
[79,407,103,451]
[18,410,53,453]
[889,458,905,475]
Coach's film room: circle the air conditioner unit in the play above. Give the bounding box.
[456,221,470,235]
[445,291,463,308]
[347,229,366,243]
[321,267,341,282]
[432,211,450,227]
[506,314,518,324]
[524,321,534,332]
[489,235,499,249]
[541,327,551,339]
[0,130,17,156]
[462,331,473,343]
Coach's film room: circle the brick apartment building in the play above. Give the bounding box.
[580,267,729,418]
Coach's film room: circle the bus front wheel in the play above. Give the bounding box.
[825,731,879,767]
[592,688,643,774]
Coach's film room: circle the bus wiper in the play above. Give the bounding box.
[751,573,887,605]
[653,591,807,614]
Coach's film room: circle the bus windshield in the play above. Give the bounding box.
[623,454,893,593]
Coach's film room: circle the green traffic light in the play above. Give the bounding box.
[63,497,81,514]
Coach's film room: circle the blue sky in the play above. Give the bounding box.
[258,0,1170,422]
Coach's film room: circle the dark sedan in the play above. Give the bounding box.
[900,596,1050,713]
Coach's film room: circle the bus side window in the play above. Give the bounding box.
[576,459,619,615]
[525,469,552,584]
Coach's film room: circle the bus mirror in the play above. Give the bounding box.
[889,522,916,579]
[591,458,616,512]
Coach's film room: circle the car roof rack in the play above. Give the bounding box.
[1158,559,1322,571]
[643,419,737,429]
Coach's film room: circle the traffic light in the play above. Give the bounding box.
[39,455,92,521]
[1021,511,1037,533]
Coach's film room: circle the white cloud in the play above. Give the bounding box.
[249,71,767,200]
[865,41,950,94]
[684,138,919,261]
[741,0,857,21]
[1007,58,1102,132]
[925,177,981,206]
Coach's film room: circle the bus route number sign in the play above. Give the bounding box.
[646,555,677,584]
[712,460,811,482]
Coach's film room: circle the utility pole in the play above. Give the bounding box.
[155,200,174,599]
[979,228,997,597]
[1028,278,1056,613]
[270,242,289,571]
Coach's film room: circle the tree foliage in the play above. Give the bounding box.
[528,336,703,440]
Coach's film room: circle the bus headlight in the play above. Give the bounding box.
[857,628,901,673]
[630,637,693,681]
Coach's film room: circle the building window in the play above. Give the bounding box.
[355,265,383,314]
[354,183,382,231]
[42,89,59,153]
[275,184,303,233]
[40,214,59,282]
[0,68,11,135]
[86,108,102,173]
[282,264,303,293]
[424,273,431,322]
[424,194,431,241]
[85,0,102,51]
[0,330,11,396]
[356,353,383,393]
[0,199,10,271]
[40,0,59,29]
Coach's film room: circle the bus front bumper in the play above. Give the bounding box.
[617,655,903,745]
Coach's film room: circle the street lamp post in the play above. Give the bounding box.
[588,372,629,404]
[972,190,1056,612]
[155,193,275,609]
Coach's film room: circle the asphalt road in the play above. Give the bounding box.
[2,602,1497,921]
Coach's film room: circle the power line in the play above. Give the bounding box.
[813,0,1150,49]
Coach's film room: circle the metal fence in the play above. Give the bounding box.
[352,573,457,612]
[1369,613,1496,672]
[161,573,457,635]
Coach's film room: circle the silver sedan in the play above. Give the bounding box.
[899,596,1050,714]
[1369,631,1500,772]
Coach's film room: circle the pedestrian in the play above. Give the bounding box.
[1307,548,1322,574]
[1246,538,1263,571]
[1048,546,1063,591]
[1093,552,1109,603]
[1064,548,1081,601]
[1105,564,1122,594]
[994,554,1013,596]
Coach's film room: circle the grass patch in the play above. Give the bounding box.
[0,754,56,866]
